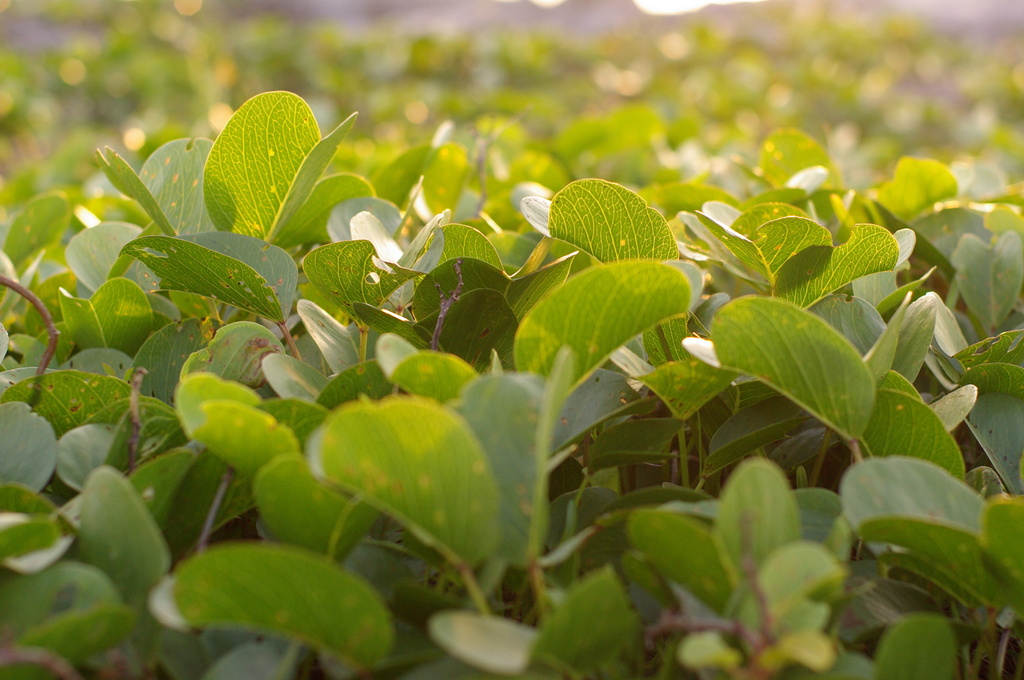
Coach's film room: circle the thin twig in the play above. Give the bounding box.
[127,367,148,473]
[0,275,59,376]
[645,609,761,651]
[196,466,234,553]
[0,636,83,680]
[431,258,464,351]
[276,320,302,361]
[470,111,529,218]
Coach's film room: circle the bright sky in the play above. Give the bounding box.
[497,0,767,14]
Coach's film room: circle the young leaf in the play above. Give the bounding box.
[296,300,359,374]
[96,147,176,235]
[514,261,691,385]
[428,611,536,676]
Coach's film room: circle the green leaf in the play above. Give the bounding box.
[955,330,1024,370]
[811,294,885,356]
[390,351,476,403]
[877,157,959,221]
[774,225,901,307]
[457,374,546,567]
[505,253,576,321]
[255,456,376,560]
[176,373,298,478]
[79,466,170,607]
[929,385,977,432]
[262,353,327,401]
[303,240,420,313]
[749,541,845,634]
[548,179,678,262]
[628,510,736,612]
[678,631,743,671]
[861,389,965,478]
[704,397,806,476]
[532,567,640,674]
[961,362,1024,400]
[641,358,737,420]
[122,232,297,321]
[0,402,57,491]
[131,318,210,403]
[893,293,937,380]
[296,300,359,374]
[138,138,216,235]
[841,457,982,534]
[66,221,143,292]
[167,542,392,668]
[180,321,283,388]
[698,212,831,285]
[0,515,61,562]
[96,147,176,235]
[980,498,1024,614]
[873,614,956,680]
[284,173,376,245]
[951,231,1023,332]
[588,417,681,471]
[514,261,690,385]
[312,397,499,566]
[431,289,519,371]
[708,296,875,439]
[422,143,470,213]
[966,392,1024,495]
[759,129,837,187]
[428,611,536,676]
[204,92,318,238]
[56,423,115,492]
[436,224,503,269]
[60,277,154,355]
[1,371,131,436]
[316,361,392,410]
[4,191,71,268]
[716,458,800,568]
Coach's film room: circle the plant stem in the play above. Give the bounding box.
[0,275,59,376]
[127,367,148,473]
[358,324,369,362]
[431,258,464,351]
[808,428,831,487]
[528,559,549,620]
[276,320,302,361]
[456,561,492,616]
[197,466,234,553]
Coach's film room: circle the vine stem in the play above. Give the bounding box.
[0,275,59,376]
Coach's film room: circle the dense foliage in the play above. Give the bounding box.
[2,3,1024,680]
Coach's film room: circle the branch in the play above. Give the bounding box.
[0,275,59,376]
[276,320,303,361]
[431,258,464,351]
[196,466,234,553]
[127,367,148,473]
[0,636,83,680]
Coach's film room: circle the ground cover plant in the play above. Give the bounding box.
[3,3,1024,680]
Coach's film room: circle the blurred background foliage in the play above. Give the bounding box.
[2,0,1024,215]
